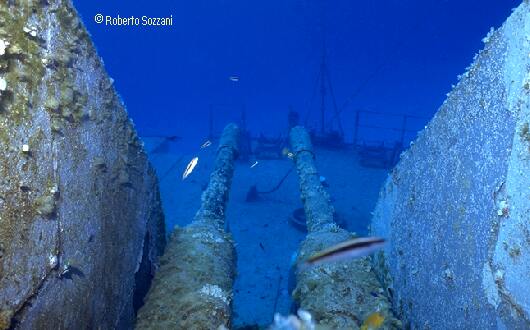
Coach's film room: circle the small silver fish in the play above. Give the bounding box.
[229,75,240,82]
[301,237,386,268]
[250,160,259,168]
[182,157,199,180]
[201,140,212,148]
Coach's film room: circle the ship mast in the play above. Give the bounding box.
[317,39,343,138]
[320,44,327,134]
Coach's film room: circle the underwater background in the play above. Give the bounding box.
[0,0,527,329]
[74,0,518,146]
[72,0,521,328]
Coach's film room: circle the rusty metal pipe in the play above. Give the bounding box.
[136,123,239,329]
[290,126,336,233]
[289,126,400,329]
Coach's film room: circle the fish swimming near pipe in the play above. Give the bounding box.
[182,157,199,180]
[301,237,386,268]
[200,140,212,148]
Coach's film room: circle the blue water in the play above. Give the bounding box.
[75,0,518,147]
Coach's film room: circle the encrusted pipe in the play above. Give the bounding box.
[289,127,336,233]
[136,123,240,330]
[289,126,400,329]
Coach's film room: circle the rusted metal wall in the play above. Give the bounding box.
[371,3,530,329]
[0,1,166,329]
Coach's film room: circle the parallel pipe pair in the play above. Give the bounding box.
[136,124,399,329]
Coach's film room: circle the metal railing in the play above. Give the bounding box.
[352,109,428,168]
[353,109,427,147]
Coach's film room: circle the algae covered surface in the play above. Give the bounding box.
[289,127,400,329]
[0,1,165,328]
